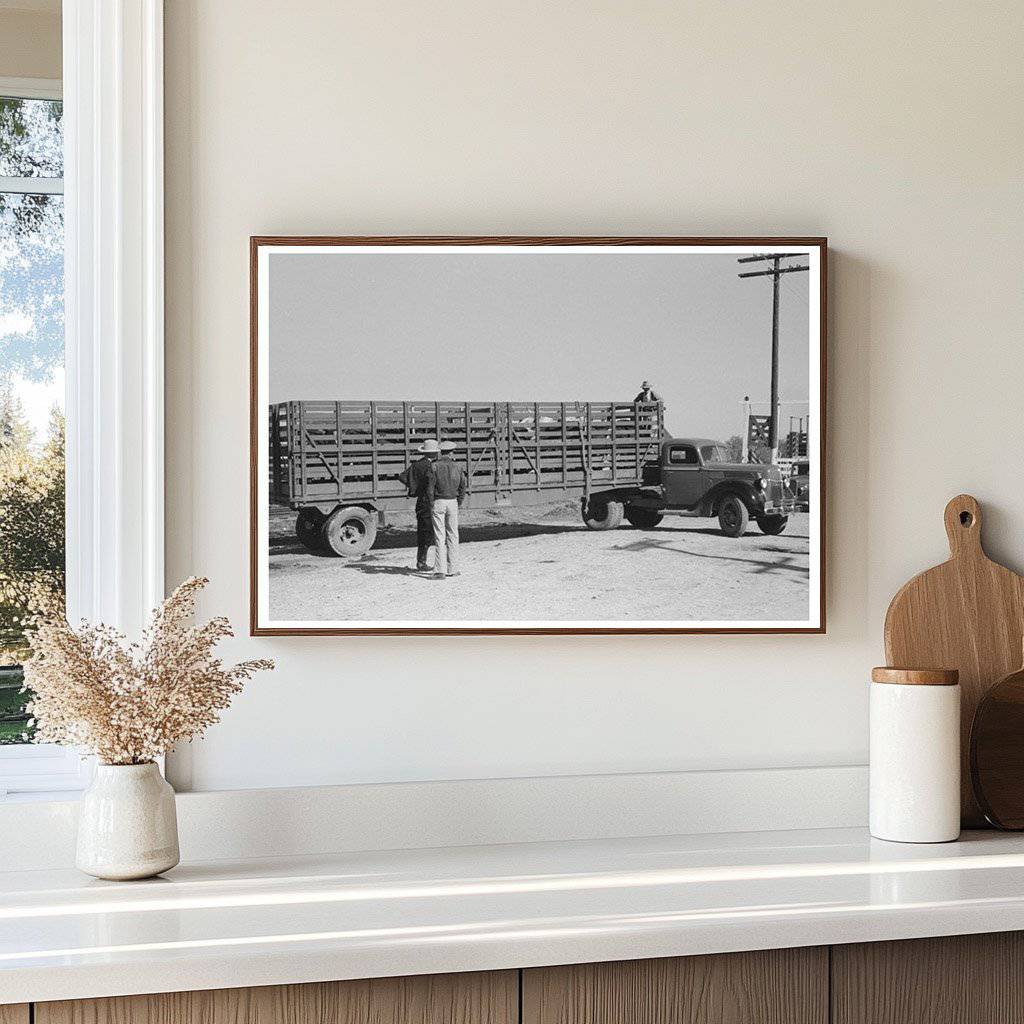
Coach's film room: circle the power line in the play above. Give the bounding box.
[737,254,810,462]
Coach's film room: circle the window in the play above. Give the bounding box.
[699,444,732,464]
[667,445,699,466]
[0,79,80,797]
[0,9,166,799]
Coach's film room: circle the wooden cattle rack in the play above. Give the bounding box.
[269,400,663,513]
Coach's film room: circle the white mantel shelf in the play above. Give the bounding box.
[4,826,1024,1004]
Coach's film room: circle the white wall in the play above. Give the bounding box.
[164,1,1024,792]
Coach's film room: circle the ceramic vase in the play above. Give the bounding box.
[76,762,180,880]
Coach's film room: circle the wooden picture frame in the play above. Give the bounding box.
[250,236,827,635]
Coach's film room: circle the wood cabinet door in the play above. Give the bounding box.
[523,948,828,1024]
[35,971,517,1024]
[833,932,1024,1024]
[0,1007,29,1024]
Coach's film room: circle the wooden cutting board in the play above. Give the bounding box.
[884,494,1024,826]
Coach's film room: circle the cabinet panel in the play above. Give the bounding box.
[523,948,827,1024]
[36,970,517,1024]
[833,932,1024,1024]
[0,1007,29,1024]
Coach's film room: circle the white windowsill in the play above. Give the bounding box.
[0,744,93,801]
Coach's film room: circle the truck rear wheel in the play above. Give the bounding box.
[757,514,789,536]
[583,498,624,531]
[295,509,326,551]
[624,506,664,529]
[321,506,378,557]
[718,495,750,537]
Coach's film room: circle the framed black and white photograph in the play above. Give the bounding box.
[250,237,826,635]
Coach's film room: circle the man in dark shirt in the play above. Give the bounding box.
[426,441,467,578]
[398,439,439,571]
[634,380,664,435]
[634,379,662,404]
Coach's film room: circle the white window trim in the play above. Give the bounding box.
[0,76,61,101]
[0,175,62,194]
[0,2,165,800]
[64,0,164,632]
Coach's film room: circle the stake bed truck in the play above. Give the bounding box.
[269,400,794,556]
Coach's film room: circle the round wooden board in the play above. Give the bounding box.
[971,666,1024,829]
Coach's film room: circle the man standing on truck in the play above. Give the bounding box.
[634,380,666,436]
[427,440,467,578]
[399,439,440,571]
[634,380,662,404]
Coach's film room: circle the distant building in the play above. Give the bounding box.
[781,429,808,458]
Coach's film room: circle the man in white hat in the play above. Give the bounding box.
[398,439,440,571]
[427,440,466,578]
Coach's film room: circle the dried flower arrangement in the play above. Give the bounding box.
[23,577,273,765]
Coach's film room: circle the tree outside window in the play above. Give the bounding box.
[0,93,65,744]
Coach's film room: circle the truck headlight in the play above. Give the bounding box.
[755,476,766,490]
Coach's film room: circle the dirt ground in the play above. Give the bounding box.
[267,501,811,623]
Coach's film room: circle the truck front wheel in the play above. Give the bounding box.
[321,506,378,557]
[583,498,624,531]
[624,506,664,529]
[757,514,789,536]
[295,509,326,552]
[718,495,750,537]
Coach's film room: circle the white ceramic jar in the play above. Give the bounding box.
[870,667,960,843]
[76,762,180,880]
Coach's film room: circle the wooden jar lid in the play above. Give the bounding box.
[871,667,960,686]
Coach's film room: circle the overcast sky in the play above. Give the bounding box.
[268,250,811,441]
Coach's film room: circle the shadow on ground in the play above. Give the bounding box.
[269,521,586,555]
[612,536,809,577]
[268,509,809,556]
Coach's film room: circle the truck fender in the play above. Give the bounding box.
[587,487,646,506]
[343,502,385,529]
[296,500,380,519]
[699,481,762,518]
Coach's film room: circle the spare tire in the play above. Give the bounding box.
[321,506,378,557]
[624,506,664,529]
[295,509,326,551]
[583,498,624,531]
[757,514,789,536]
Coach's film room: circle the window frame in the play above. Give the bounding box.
[666,444,700,467]
[0,0,165,800]
[0,77,61,101]
[699,444,731,465]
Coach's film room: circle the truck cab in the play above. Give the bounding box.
[585,437,796,537]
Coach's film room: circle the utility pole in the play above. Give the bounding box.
[740,395,750,462]
[737,253,809,464]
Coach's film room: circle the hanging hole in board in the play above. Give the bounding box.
[960,511,974,527]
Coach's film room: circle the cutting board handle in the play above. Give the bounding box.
[944,494,983,559]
